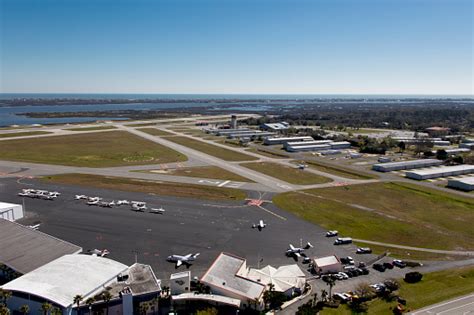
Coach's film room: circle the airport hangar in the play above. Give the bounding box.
[447,176,474,191]
[405,164,474,180]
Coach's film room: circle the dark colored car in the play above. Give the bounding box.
[373,263,386,272]
[393,259,407,268]
[383,262,394,269]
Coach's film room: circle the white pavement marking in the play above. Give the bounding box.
[438,302,474,314]
[217,180,230,187]
[198,179,221,186]
[411,294,474,314]
[257,205,287,221]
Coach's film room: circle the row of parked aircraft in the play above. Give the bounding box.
[18,189,61,200]
[74,195,165,214]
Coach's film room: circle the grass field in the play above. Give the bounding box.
[273,182,474,250]
[137,128,176,137]
[42,173,246,201]
[0,131,187,167]
[322,265,474,314]
[241,162,332,185]
[165,136,259,161]
[295,159,376,179]
[0,131,51,138]
[246,147,290,159]
[66,126,117,131]
[125,122,157,127]
[143,165,253,182]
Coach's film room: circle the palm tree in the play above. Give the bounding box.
[0,289,12,307]
[102,291,112,315]
[40,302,52,315]
[325,277,336,301]
[19,305,30,315]
[321,289,328,302]
[85,298,95,315]
[51,307,62,315]
[0,305,10,315]
[73,295,83,310]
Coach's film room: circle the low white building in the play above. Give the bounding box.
[447,176,474,191]
[312,255,342,274]
[170,271,191,295]
[246,264,306,296]
[0,202,24,221]
[405,164,474,180]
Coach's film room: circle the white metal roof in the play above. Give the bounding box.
[201,253,265,300]
[374,159,441,168]
[314,255,340,267]
[172,293,241,307]
[0,202,21,209]
[406,164,474,176]
[2,254,128,307]
[448,176,474,185]
[246,264,305,293]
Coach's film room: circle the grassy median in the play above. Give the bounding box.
[137,128,176,137]
[0,131,51,138]
[42,173,246,201]
[0,131,187,167]
[273,182,474,250]
[295,159,376,180]
[66,126,117,131]
[165,136,258,161]
[143,166,253,182]
[242,162,332,185]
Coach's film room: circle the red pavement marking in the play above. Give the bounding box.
[247,199,263,206]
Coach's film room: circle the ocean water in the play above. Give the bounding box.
[0,93,472,127]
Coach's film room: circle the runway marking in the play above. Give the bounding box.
[437,302,474,314]
[247,199,263,206]
[225,182,244,188]
[257,205,287,221]
[217,180,230,187]
[276,183,292,189]
[198,179,221,185]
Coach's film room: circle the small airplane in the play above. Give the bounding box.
[88,196,102,202]
[27,224,41,230]
[252,220,266,231]
[131,203,146,212]
[167,253,200,268]
[297,164,308,170]
[131,201,146,206]
[87,249,110,257]
[285,242,313,261]
[150,207,165,214]
[116,200,130,206]
[75,194,88,200]
[87,200,100,206]
[18,191,34,197]
[99,201,115,208]
[48,191,61,197]
[40,194,55,201]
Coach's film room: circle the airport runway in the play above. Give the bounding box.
[410,294,474,314]
[0,177,363,281]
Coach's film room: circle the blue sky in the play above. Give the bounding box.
[0,0,472,94]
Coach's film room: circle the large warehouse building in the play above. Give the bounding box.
[264,136,313,145]
[405,165,474,180]
[285,141,351,152]
[0,202,24,222]
[372,159,443,172]
[447,177,474,191]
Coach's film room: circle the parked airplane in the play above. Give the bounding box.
[252,220,266,231]
[285,242,313,260]
[167,253,200,268]
[150,207,165,214]
[87,200,100,206]
[88,197,102,202]
[27,224,40,230]
[131,203,146,212]
[87,249,110,257]
[116,200,130,206]
[99,201,115,208]
[75,195,88,200]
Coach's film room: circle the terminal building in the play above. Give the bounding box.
[372,159,443,172]
[260,122,290,132]
[447,176,474,191]
[405,165,474,180]
[285,141,351,152]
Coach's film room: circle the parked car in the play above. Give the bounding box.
[334,237,352,245]
[373,263,386,272]
[340,256,355,265]
[326,230,338,237]
[337,272,349,280]
[356,247,372,254]
[393,259,407,268]
[358,261,366,268]
[370,283,386,293]
[360,267,370,275]
[333,293,352,303]
[383,262,394,269]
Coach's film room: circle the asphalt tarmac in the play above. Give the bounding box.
[0,177,362,281]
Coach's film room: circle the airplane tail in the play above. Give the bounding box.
[304,242,313,249]
[192,253,200,259]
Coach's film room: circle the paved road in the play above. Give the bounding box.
[410,294,474,314]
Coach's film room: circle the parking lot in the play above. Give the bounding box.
[0,177,377,281]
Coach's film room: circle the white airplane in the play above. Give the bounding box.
[88,196,102,202]
[285,242,313,260]
[99,201,115,208]
[88,249,110,257]
[131,203,146,212]
[150,207,165,214]
[252,220,266,231]
[167,253,200,268]
[131,201,146,206]
[75,194,88,200]
[18,191,34,197]
[116,200,130,206]
[39,194,55,201]
[48,191,61,197]
[87,200,100,206]
[27,224,41,230]
[297,164,307,170]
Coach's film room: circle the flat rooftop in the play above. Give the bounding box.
[375,159,441,168]
[406,164,474,176]
[0,219,82,274]
[314,255,340,267]
[0,201,21,208]
[107,263,161,297]
[448,176,474,185]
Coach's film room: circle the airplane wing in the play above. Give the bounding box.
[183,254,193,259]
[295,252,301,257]
[176,260,183,267]
[289,244,296,250]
